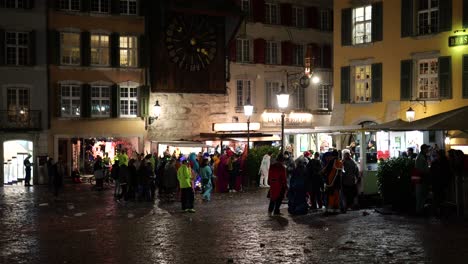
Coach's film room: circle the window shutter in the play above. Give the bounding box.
[341,66,350,104]
[0,0,5,7]
[371,63,382,102]
[252,0,265,23]
[56,83,62,117]
[463,55,468,98]
[329,10,334,31]
[139,85,150,117]
[138,35,146,68]
[439,0,452,32]
[139,0,146,16]
[401,0,414,37]
[372,1,383,42]
[81,31,90,66]
[306,6,318,29]
[266,83,271,108]
[28,30,36,66]
[438,56,452,99]
[309,43,321,67]
[229,39,236,62]
[464,0,468,28]
[111,84,120,118]
[400,60,413,100]
[0,28,5,65]
[110,33,120,67]
[48,30,60,65]
[25,0,34,9]
[111,0,120,14]
[81,0,90,12]
[327,85,333,111]
[280,3,292,26]
[253,38,265,64]
[341,8,352,46]
[81,84,91,118]
[281,41,292,65]
[322,44,331,68]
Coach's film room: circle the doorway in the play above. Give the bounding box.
[3,140,33,185]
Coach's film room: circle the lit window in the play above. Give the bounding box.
[236,38,250,63]
[90,0,109,13]
[5,32,29,65]
[119,0,137,15]
[354,65,372,103]
[266,41,279,64]
[91,34,109,66]
[417,58,439,99]
[265,3,279,24]
[318,85,330,110]
[352,5,372,44]
[7,87,29,122]
[91,85,110,117]
[292,7,305,28]
[236,80,252,108]
[60,84,81,117]
[266,81,281,108]
[59,0,80,11]
[119,36,138,67]
[60,32,80,65]
[120,84,138,117]
[292,44,304,66]
[418,0,438,35]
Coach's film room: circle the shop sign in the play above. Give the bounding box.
[449,35,468,47]
[261,113,313,127]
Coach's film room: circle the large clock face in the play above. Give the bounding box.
[166,15,218,72]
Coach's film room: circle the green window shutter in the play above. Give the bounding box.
[400,60,413,100]
[401,0,414,37]
[372,63,382,102]
[371,1,383,42]
[341,66,350,104]
[81,84,91,118]
[138,35,147,68]
[28,30,36,66]
[464,0,468,28]
[341,8,352,46]
[81,31,90,66]
[439,56,452,99]
[139,85,150,117]
[110,33,120,67]
[463,55,468,98]
[111,84,120,118]
[439,0,452,32]
[56,83,62,117]
[49,30,60,65]
[0,28,5,65]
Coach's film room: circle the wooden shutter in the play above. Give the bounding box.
[306,6,318,29]
[327,85,333,111]
[341,8,352,46]
[400,60,413,100]
[111,84,120,118]
[138,35,146,67]
[341,66,350,104]
[329,10,334,31]
[281,41,292,65]
[252,0,265,23]
[110,33,120,67]
[253,38,265,64]
[322,44,331,68]
[438,56,452,99]
[372,1,383,42]
[371,63,382,102]
[55,83,62,117]
[439,0,452,32]
[139,85,150,117]
[401,0,414,37]
[463,55,468,98]
[48,30,60,65]
[111,0,120,14]
[280,3,292,26]
[81,84,91,118]
[28,30,36,66]
[464,0,468,28]
[0,28,4,65]
[138,0,146,16]
[229,39,236,62]
[81,31,90,66]
[81,0,89,12]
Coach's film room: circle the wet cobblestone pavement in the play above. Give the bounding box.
[1,184,468,264]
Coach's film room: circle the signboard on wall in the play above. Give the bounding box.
[449,34,468,47]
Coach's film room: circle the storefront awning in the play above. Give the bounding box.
[154,140,211,148]
[199,132,273,140]
[364,119,409,131]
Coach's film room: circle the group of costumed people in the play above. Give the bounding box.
[264,149,360,216]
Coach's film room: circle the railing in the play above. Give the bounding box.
[0,110,42,131]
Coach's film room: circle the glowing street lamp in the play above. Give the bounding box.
[277,83,289,153]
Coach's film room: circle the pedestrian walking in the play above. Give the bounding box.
[177,158,195,212]
[93,155,104,191]
[24,154,33,186]
[323,150,343,214]
[200,157,213,201]
[259,151,272,187]
[341,150,359,212]
[306,152,323,210]
[267,154,287,216]
[288,156,308,215]
[414,144,430,215]
[162,157,178,202]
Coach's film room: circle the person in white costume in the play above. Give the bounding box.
[259,151,273,187]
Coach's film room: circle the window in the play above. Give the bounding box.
[3,0,26,8]
[236,38,250,63]
[7,87,29,119]
[292,44,304,66]
[60,84,81,117]
[318,85,330,109]
[266,41,279,64]
[417,58,439,99]
[291,87,305,109]
[6,32,28,65]
[292,7,305,28]
[120,85,138,117]
[91,0,109,13]
[265,3,279,24]
[91,85,110,117]
[91,34,109,66]
[119,36,138,67]
[352,5,372,44]
[240,0,251,20]
[59,0,80,11]
[418,0,438,35]
[236,80,252,108]
[60,32,80,65]
[354,65,372,103]
[266,81,281,108]
[320,9,331,31]
[120,0,137,15]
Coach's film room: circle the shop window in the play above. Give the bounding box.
[119,0,137,15]
[292,44,304,66]
[353,65,372,103]
[5,31,29,65]
[265,3,279,24]
[91,0,109,13]
[119,84,138,117]
[91,85,110,117]
[60,32,80,65]
[265,80,281,108]
[91,34,109,66]
[352,5,372,44]
[417,0,439,35]
[119,36,138,67]
[236,38,251,63]
[265,41,279,64]
[60,84,81,117]
[236,80,252,111]
[59,0,80,11]
[292,6,305,28]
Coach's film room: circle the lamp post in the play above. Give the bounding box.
[148,100,161,125]
[406,107,415,122]
[277,83,289,153]
[243,97,253,153]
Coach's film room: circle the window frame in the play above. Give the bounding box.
[59,0,80,11]
[317,84,330,110]
[4,0,26,8]
[265,3,279,25]
[290,86,305,109]
[417,0,439,35]
[119,84,138,117]
[352,64,372,103]
[119,35,138,67]
[236,38,251,63]
[352,5,372,45]
[60,32,81,66]
[320,9,331,31]
[265,80,281,108]
[265,41,280,65]
[235,79,253,110]
[417,58,439,99]
[292,6,305,28]
[119,0,137,15]
[60,83,81,117]
[90,0,110,13]
[292,44,304,66]
[5,31,29,66]
[90,85,111,118]
[240,0,252,21]
[90,33,110,66]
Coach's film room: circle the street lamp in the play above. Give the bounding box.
[243,97,253,153]
[406,107,415,122]
[148,100,161,125]
[277,83,289,153]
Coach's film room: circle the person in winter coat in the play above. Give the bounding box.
[341,150,359,212]
[268,154,288,216]
[323,150,343,214]
[162,158,178,202]
[259,151,273,187]
[93,155,104,191]
[305,152,323,210]
[288,157,308,215]
[177,159,195,212]
[200,157,213,201]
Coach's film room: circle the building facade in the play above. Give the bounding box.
[0,0,48,186]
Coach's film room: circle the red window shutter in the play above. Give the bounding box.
[229,40,237,62]
[281,41,292,65]
[254,38,266,64]
[307,6,319,29]
[322,44,332,68]
[308,43,321,67]
[252,0,265,23]
[280,3,292,26]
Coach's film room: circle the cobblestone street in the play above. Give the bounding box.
[1,184,468,264]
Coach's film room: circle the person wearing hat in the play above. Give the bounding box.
[414,144,430,215]
[200,156,213,201]
[267,154,288,216]
[24,154,33,186]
